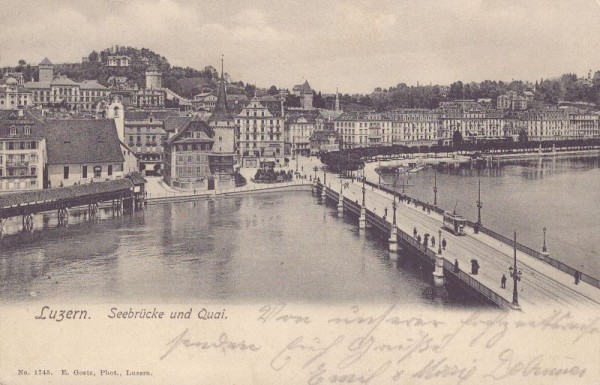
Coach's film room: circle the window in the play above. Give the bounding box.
[24,127,31,136]
[10,126,16,136]
[93,166,101,178]
[82,165,87,178]
[64,166,70,180]
[108,165,113,176]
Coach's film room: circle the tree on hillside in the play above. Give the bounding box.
[245,83,256,98]
[268,85,278,95]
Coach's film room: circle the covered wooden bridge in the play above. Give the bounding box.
[0,175,145,234]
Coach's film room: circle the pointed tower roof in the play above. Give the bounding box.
[39,57,53,66]
[299,80,313,94]
[209,54,234,122]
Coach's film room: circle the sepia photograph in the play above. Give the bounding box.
[0,0,598,384]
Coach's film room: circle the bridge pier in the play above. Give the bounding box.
[22,213,34,232]
[112,198,123,216]
[358,206,366,229]
[57,207,69,226]
[0,217,5,237]
[388,226,398,257]
[88,202,99,219]
[433,252,445,287]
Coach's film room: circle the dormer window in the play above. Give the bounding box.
[24,126,31,136]
[9,126,16,136]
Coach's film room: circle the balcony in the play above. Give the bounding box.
[1,174,36,180]
[6,161,29,168]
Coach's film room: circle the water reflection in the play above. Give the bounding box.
[0,192,483,307]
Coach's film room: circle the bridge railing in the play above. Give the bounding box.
[443,259,513,310]
[364,177,600,290]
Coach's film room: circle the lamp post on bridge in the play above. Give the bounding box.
[475,177,483,234]
[541,227,549,260]
[509,230,522,308]
[542,227,547,253]
[361,176,366,207]
[433,168,438,206]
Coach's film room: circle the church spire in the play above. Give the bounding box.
[209,54,233,122]
[334,87,340,112]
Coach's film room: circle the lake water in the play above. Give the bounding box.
[0,192,478,307]
[378,156,600,279]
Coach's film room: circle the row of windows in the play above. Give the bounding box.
[173,144,211,151]
[0,180,37,190]
[175,165,210,178]
[63,165,117,180]
[0,99,28,106]
[5,140,37,149]
[176,154,208,165]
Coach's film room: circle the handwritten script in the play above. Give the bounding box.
[160,304,599,385]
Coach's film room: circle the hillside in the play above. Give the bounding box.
[2,46,229,99]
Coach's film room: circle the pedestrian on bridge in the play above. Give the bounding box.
[454,259,459,273]
[413,227,417,238]
[501,274,507,289]
[574,271,580,285]
[417,235,422,244]
[384,207,388,217]
[431,236,435,247]
[442,238,447,250]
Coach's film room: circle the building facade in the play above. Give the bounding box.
[335,112,393,149]
[285,114,316,156]
[43,119,125,188]
[0,77,33,110]
[107,55,131,67]
[236,97,284,167]
[0,110,46,192]
[25,58,109,111]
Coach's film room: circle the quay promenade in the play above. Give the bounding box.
[144,179,311,205]
[315,172,600,311]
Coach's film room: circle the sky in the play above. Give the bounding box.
[1,0,600,93]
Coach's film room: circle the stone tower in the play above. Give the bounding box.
[208,55,236,154]
[145,65,162,89]
[38,57,54,83]
[106,96,124,142]
[299,80,313,110]
[335,87,340,112]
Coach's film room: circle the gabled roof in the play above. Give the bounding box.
[42,119,124,165]
[0,111,45,138]
[146,64,160,72]
[50,75,78,86]
[80,80,108,90]
[168,119,214,144]
[39,57,53,66]
[164,116,192,133]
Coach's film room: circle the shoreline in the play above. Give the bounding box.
[145,181,312,205]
